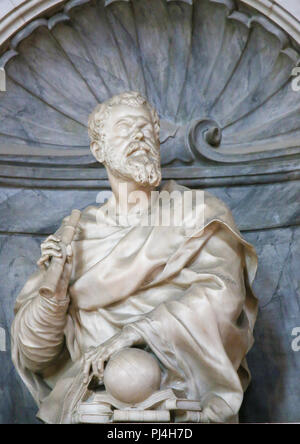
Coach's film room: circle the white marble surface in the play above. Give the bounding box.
[275,0,300,17]
[0,1,15,21]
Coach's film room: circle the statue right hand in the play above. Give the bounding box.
[38,235,63,269]
[37,235,73,298]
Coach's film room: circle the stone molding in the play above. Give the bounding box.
[0,0,300,52]
[0,1,67,51]
[243,1,300,44]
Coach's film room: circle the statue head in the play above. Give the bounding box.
[88,91,161,187]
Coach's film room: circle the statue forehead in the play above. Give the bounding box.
[105,103,152,126]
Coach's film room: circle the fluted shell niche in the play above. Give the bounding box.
[0,0,299,188]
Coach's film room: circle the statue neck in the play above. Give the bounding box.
[106,167,155,215]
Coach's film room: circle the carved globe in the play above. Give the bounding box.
[103,348,161,404]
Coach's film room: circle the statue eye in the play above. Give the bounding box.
[117,124,130,134]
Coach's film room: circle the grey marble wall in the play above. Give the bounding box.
[0,181,299,423]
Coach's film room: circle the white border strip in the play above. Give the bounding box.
[0,67,6,91]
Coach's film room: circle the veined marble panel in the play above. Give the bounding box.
[0,234,42,424]
[0,181,298,236]
[241,227,300,422]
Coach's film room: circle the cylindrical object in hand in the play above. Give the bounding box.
[39,209,81,298]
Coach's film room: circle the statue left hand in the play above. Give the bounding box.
[83,328,143,383]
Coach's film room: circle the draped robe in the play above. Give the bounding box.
[11,180,258,423]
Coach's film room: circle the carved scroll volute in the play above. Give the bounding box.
[186,119,222,161]
[185,118,300,164]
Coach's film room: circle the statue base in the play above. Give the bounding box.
[73,389,202,423]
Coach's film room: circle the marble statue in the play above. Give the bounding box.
[11,91,258,424]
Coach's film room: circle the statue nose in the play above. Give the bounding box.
[133,131,144,141]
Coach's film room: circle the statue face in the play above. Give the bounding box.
[102,104,161,187]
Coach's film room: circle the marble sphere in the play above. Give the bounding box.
[103,348,161,404]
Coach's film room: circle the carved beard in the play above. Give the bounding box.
[105,141,162,187]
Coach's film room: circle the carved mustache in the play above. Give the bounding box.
[126,141,151,157]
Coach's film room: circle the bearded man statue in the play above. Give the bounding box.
[11,91,258,424]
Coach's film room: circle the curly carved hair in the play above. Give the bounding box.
[88,91,160,150]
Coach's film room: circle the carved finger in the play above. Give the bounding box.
[83,359,92,384]
[97,353,108,375]
[47,235,61,243]
[92,360,100,378]
[37,256,49,269]
[37,254,50,265]
[41,241,61,253]
[40,248,62,258]
[97,361,104,376]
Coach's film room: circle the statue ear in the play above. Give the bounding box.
[90,141,105,163]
